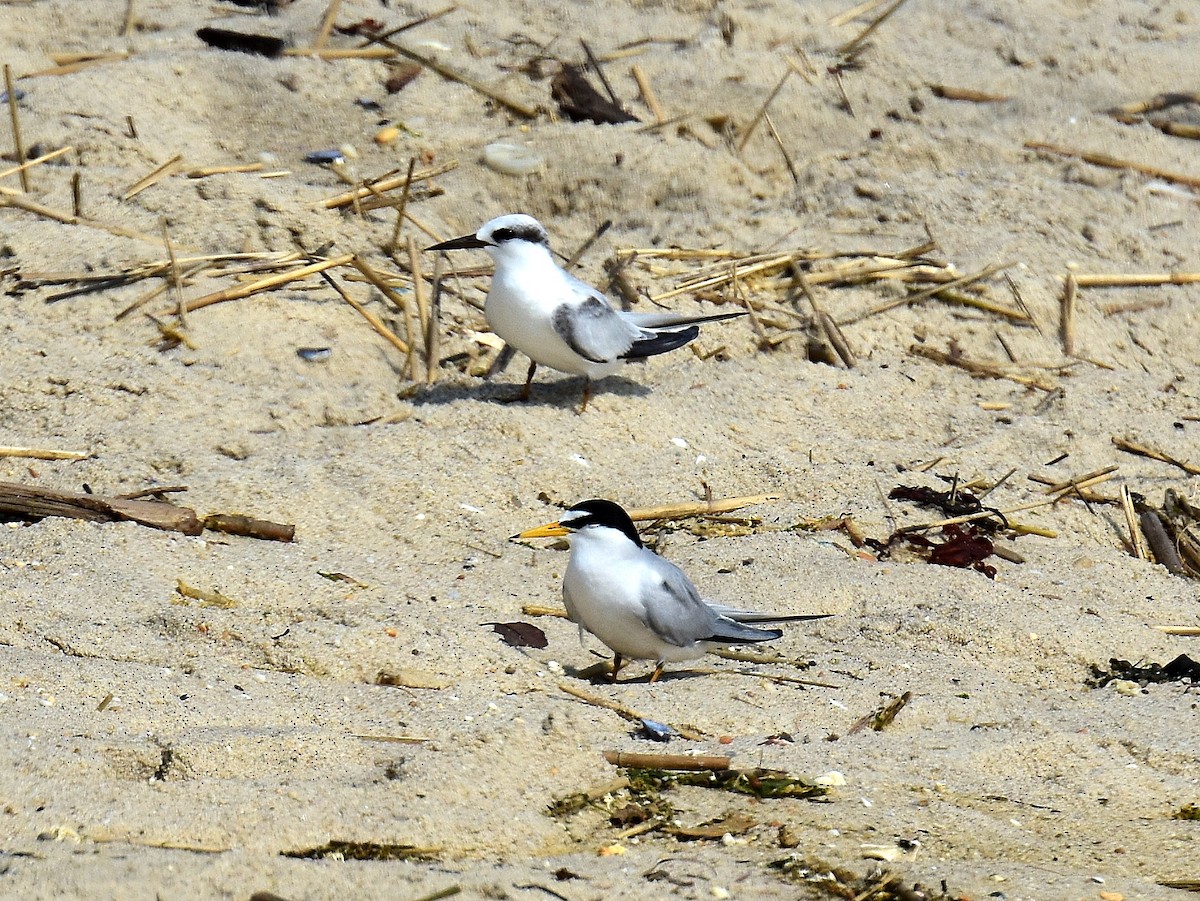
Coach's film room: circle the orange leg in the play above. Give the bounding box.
[610,654,624,683]
[649,663,665,684]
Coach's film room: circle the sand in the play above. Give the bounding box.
[1,0,1198,898]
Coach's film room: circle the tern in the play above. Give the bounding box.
[427,214,744,411]
[517,499,830,683]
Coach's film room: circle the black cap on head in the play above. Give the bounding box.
[561,499,642,547]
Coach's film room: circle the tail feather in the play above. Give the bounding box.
[708,603,833,625]
[623,310,746,329]
[706,618,784,645]
[622,325,699,360]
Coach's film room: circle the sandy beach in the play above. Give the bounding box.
[1,1,1199,898]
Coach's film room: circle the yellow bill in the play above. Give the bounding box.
[517,521,570,539]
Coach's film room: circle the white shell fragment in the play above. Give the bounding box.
[483,142,544,176]
[814,771,846,787]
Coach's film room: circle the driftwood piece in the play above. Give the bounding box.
[0,480,295,541]
[0,480,202,534]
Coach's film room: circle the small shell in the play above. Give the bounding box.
[297,347,332,362]
[483,142,544,176]
[304,149,345,166]
[375,125,401,145]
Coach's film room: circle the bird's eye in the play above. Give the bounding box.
[491,227,514,242]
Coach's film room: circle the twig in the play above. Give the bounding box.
[1024,140,1200,189]
[1121,485,1148,561]
[1060,272,1077,356]
[179,254,354,313]
[522,604,568,618]
[160,218,185,328]
[1112,435,1200,475]
[186,162,265,178]
[830,0,891,28]
[0,446,88,461]
[1038,465,1120,495]
[0,145,73,182]
[907,344,1057,391]
[320,271,411,354]
[406,236,428,381]
[838,0,908,57]
[764,112,799,184]
[203,513,295,543]
[1074,271,1200,287]
[0,479,201,534]
[318,160,458,209]
[387,157,417,251]
[3,65,29,192]
[602,751,730,771]
[930,85,1010,103]
[559,683,706,740]
[848,690,912,734]
[426,254,443,385]
[312,0,343,50]
[387,44,537,118]
[738,65,792,153]
[630,64,664,124]
[564,219,612,270]
[122,0,137,36]
[355,5,458,48]
[122,153,183,200]
[580,39,621,109]
[626,493,779,521]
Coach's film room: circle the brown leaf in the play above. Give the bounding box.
[484,621,548,649]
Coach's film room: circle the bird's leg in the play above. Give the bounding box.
[520,360,537,401]
[578,377,593,414]
[610,654,624,683]
[649,663,665,684]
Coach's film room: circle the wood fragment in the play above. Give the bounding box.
[1112,436,1200,475]
[1140,510,1185,574]
[176,579,238,608]
[1060,272,1077,356]
[355,5,458,48]
[0,446,88,461]
[559,683,705,740]
[1155,626,1200,636]
[930,84,1010,103]
[3,65,29,192]
[830,0,891,28]
[122,0,137,36]
[602,751,730,771]
[1107,91,1200,117]
[122,153,183,200]
[1024,140,1200,189]
[521,604,569,618]
[848,690,912,734]
[0,479,202,534]
[203,513,295,543]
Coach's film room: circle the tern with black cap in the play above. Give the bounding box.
[427,214,744,411]
[517,499,830,682]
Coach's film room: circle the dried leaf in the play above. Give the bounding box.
[484,621,548,649]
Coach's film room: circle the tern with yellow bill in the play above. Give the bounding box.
[517,499,830,683]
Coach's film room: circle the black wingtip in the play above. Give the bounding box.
[622,325,700,360]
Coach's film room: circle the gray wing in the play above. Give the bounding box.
[552,295,642,364]
[639,557,726,647]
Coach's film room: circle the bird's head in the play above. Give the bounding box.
[516,498,643,548]
[426,213,550,257]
